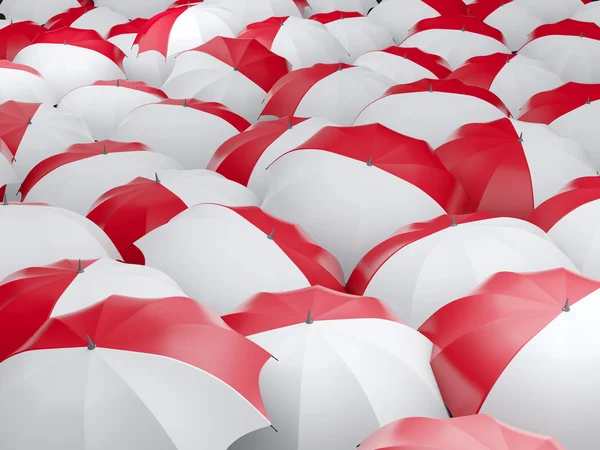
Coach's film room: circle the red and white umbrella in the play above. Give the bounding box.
[353,45,452,84]
[466,0,544,51]
[0,0,91,25]
[0,139,19,198]
[260,63,393,125]
[0,101,93,179]
[203,0,304,27]
[447,53,564,117]
[261,124,467,279]
[572,1,600,25]
[401,15,510,69]
[354,78,509,148]
[13,28,126,100]
[518,0,593,23]
[309,11,394,62]
[529,177,600,280]
[0,202,119,280]
[0,60,55,104]
[358,415,566,450]
[58,80,167,140]
[419,268,600,450]
[162,37,291,122]
[0,295,272,449]
[0,258,186,363]
[367,0,468,42]
[519,82,600,168]
[207,116,332,200]
[20,140,183,215]
[112,99,249,169]
[95,0,179,19]
[224,286,448,450]
[303,0,377,16]
[45,6,128,37]
[0,20,45,61]
[238,16,348,69]
[346,213,578,328]
[435,118,596,219]
[519,19,600,83]
[133,203,345,314]
[87,169,259,264]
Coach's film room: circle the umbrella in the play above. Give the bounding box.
[358,415,565,450]
[112,99,249,169]
[519,19,600,83]
[519,82,600,168]
[419,268,600,450]
[467,0,544,51]
[367,0,468,42]
[162,37,291,123]
[58,79,167,140]
[207,116,332,200]
[346,213,578,328]
[202,0,304,27]
[0,258,186,363]
[353,45,452,84]
[260,123,467,279]
[0,20,45,61]
[45,6,128,37]
[354,78,509,148]
[0,101,93,179]
[447,53,564,117]
[518,0,593,23]
[0,139,19,199]
[529,176,600,280]
[0,201,119,280]
[87,169,259,264]
[572,1,600,25]
[20,140,182,215]
[435,118,596,219]
[0,294,272,449]
[95,0,179,19]
[13,27,126,99]
[260,63,394,125]
[133,203,345,314]
[401,15,510,69]
[224,286,449,450]
[0,0,91,25]
[0,60,55,104]
[238,16,347,69]
[303,0,377,16]
[309,11,394,62]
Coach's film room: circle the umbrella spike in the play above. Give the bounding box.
[287,118,292,129]
[518,132,523,142]
[587,96,591,105]
[338,62,343,71]
[63,40,67,45]
[27,117,32,125]
[183,98,188,107]
[155,172,161,183]
[429,83,433,93]
[580,32,584,38]
[562,298,571,312]
[86,334,96,350]
[233,66,238,71]
[270,425,279,433]
[366,156,373,166]
[116,79,120,87]
[450,214,457,226]
[2,193,7,205]
[77,259,84,274]
[103,144,108,155]
[267,228,275,240]
[305,309,314,324]
[461,25,465,32]
[403,52,407,59]
[506,55,510,63]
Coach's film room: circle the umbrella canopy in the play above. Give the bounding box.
[260,63,394,125]
[466,0,544,51]
[202,0,304,27]
[238,16,348,69]
[419,268,600,450]
[87,169,259,264]
[529,176,600,280]
[0,139,19,198]
[207,116,332,200]
[261,124,467,279]
[0,0,91,25]
[133,203,345,314]
[58,80,167,140]
[0,202,119,280]
[0,294,272,450]
[20,140,183,215]
[112,98,249,169]
[447,53,564,117]
[435,118,596,219]
[401,15,510,69]
[0,60,55,104]
[309,11,394,62]
[162,37,291,122]
[347,213,578,328]
[13,27,126,99]
[519,19,600,83]
[303,0,377,16]
[45,6,128,37]
[0,21,45,61]
[354,45,452,84]
[95,0,180,19]
[354,78,509,148]
[367,0,468,42]
[224,286,448,450]
[572,1,600,25]
[518,82,600,168]
[358,415,566,450]
[0,258,186,363]
[518,0,593,23]
[0,101,93,179]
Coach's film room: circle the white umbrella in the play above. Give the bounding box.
[0,60,55,104]
[94,0,178,19]
[203,0,303,27]
[0,0,89,25]
[304,0,377,16]
[518,0,591,23]
[45,6,128,37]
[572,1,600,25]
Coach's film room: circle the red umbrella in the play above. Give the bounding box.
[0,20,44,61]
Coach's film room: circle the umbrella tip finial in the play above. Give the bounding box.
[103,144,107,155]
[287,118,292,129]
[116,79,120,87]
[27,117,32,125]
[183,98,188,107]
[2,193,7,205]
[366,156,373,166]
[562,298,571,312]
[267,228,275,240]
[280,18,284,26]
[338,62,343,71]
[587,96,591,105]
[403,51,407,59]
[155,172,160,183]
[429,83,433,93]
[450,214,457,226]
[233,66,238,71]
[518,132,523,142]
[506,55,510,63]
[461,25,465,32]
[580,32,584,38]
[77,259,84,273]
[63,39,67,45]
[305,309,314,324]
[86,334,96,350]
